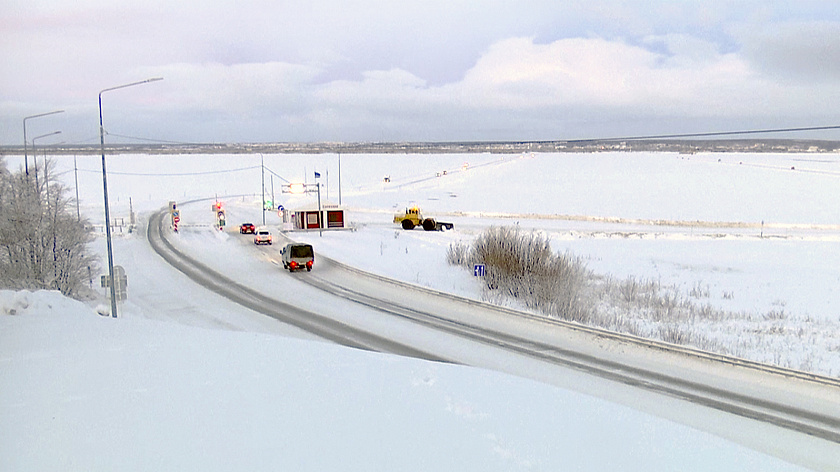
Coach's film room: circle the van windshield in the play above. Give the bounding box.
[290,245,313,258]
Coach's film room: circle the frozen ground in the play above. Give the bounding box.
[8,150,840,374]
[2,288,824,471]
[2,150,839,470]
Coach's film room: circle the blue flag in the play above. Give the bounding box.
[314,171,321,178]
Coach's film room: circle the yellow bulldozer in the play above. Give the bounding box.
[393,206,454,231]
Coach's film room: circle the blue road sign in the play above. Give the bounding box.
[473,264,486,277]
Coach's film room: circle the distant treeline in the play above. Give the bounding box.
[2,139,839,156]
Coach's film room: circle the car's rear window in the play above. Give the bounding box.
[290,245,313,258]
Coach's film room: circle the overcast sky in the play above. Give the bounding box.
[3,0,840,145]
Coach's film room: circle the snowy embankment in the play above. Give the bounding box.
[4,289,821,472]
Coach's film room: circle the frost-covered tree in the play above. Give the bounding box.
[0,157,97,298]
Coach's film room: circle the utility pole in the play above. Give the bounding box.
[261,154,265,226]
[73,156,81,221]
[338,152,342,206]
[99,77,163,318]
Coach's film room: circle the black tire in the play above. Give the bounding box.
[401,219,415,230]
[422,218,436,231]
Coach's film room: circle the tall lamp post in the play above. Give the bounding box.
[99,77,163,318]
[23,110,64,177]
[31,131,62,191]
[261,154,266,226]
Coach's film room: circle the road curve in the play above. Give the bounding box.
[147,205,840,453]
[147,206,449,363]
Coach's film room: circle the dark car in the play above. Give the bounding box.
[240,223,256,234]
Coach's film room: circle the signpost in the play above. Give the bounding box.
[473,264,486,277]
[212,201,225,230]
[282,180,322,236]
[101,265,128,302]
[169,201,179,232]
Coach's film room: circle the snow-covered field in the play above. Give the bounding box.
[2,150,839,471]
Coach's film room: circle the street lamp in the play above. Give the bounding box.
[31,131,62,191]
[282,181,322,237]
[23,110,64,177]
[99,77,163,318]
[261,154,266,226]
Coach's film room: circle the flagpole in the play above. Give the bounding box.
[315,170,322,237]
[338,152,342,206]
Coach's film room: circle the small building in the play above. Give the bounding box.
[291,200,346,230]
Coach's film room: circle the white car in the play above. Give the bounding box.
[253,228,272,245]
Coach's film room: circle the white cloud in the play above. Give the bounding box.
[438,35,840,122]
[4,1,840,143]
[43,35,840,142]
[439,37,732,113]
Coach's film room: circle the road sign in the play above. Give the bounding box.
[101,265,128,301]
[473,264,486,277]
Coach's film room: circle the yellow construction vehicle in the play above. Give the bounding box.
[393,206,454,231]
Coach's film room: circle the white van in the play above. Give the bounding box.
[281,243,314,272]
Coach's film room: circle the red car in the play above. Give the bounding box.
[239,223,256,234]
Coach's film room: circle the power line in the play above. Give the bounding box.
[567,125,840,144]
[66,159,292,183]
[75,165,262,177]
[262,165,291,184]
[105,131,203,146]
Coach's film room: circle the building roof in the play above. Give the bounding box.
[292,200,343,212]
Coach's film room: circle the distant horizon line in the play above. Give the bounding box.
[4,135,840,147]
[3,137,840,157]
